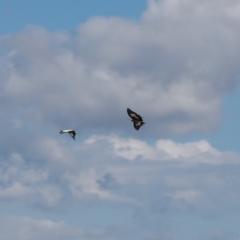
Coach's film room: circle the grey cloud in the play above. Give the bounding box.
[0,134,239,239]
[97,172,120,191]
[0,216,83,240]
[0,216,137,240]
[0,1,240,239]
[1,0,240,137]
[1,133,239,213]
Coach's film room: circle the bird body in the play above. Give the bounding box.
[60,129,76,140]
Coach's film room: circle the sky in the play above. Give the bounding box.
[1,0,240,239]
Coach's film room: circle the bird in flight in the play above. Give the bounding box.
[127,108,145,130]
[60,129,76,140]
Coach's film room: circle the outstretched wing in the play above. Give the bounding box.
[69,131,76,140]
[133,121,145,130]
[127,108,143,121]
[60,129,76,140]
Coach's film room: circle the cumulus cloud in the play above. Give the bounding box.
[0,133,239,213]
[1,0,240,138]
[1,0,240,239]
[0,134,239,239]
[86,134,221,162]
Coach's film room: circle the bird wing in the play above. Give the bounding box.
[69,131,76,140]
[133,121,144,130]
[60,130,76,140]
[60,129,73,133]
[127,108,143,121]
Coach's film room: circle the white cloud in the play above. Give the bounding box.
[0,133,238,211]
[1,0,240,239]
[0,134,239,239]
[1,0,240,137]
[86,134,221,163]
[155,139,221,159]
[85,134,155,161]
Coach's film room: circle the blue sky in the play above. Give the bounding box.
[0,0,146,34]
[1,0,240,240]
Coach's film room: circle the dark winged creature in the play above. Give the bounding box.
[60,129,76,140]
[127,108,145,130]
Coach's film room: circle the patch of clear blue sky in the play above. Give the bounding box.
[0,0,146,35]
[207,88,240,152]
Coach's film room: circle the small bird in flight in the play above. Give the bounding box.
[60,129,76,140]
[127,108,145,130]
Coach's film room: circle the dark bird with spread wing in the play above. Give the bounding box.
[60,129,76,140]
[127,108,145,130]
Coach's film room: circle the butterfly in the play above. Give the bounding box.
[127,108,145,130]
[60,129,76,140]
